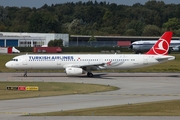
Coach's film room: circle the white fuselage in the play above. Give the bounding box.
[5,54,175,70]
[131,40,180,52]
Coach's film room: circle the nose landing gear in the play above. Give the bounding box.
[23,71,27,77]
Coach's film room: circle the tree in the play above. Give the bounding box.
[28,12,59,33]
[88,35,96,46]
[163,18,180,31]
[174,29,180,36]
[125,29,137,36]
[48,39,63,47]
[142,25,161,36]
[68,19,83,34]
[126,20,145,36]
[0,24,7,31]
[89,35,97,42]
[1,1,180,35]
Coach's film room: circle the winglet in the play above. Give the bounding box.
[146,31,173,55]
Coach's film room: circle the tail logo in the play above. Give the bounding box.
[152,38,169,55]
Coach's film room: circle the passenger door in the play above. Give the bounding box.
[23,56,27,65]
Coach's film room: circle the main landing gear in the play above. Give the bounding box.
[23,71,27,77]
[87,72,93,77]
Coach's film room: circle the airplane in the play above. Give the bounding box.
[5,31,175,77]
[130,39,180,54]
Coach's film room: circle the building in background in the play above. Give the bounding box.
[0,32,69,47]
[1,32,179,48]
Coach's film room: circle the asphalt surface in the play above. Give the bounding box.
[0,72,180,120]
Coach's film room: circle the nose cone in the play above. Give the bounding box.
[5,62,12,68]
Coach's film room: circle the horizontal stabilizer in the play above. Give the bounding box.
[156,56,175,62]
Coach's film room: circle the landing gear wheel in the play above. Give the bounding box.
[24,71,27,77]
[87,72,93,77]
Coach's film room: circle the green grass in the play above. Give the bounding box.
[31,99,180,116]
[0,54,16,72]
[1,53,180,73]
[0,82,118,100]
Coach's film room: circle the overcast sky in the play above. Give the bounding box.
[0,0,179,8]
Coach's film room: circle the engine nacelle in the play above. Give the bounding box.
[65,67,85,76]
[171,47,180,52]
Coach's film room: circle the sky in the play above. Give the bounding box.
[0,0,179,8]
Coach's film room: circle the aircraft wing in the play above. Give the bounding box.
[64,63,105,70]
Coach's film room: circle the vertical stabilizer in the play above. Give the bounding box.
[146,31,173,55]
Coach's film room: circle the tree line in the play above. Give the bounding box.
[0,0,180,36]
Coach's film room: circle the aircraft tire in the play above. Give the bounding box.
[87,72,93,77]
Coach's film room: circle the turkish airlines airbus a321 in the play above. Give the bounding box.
[5,31,175,77]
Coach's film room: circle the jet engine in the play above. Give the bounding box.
[171,47,180,52]
[65,67,85,76]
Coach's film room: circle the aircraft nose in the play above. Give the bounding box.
[5,62,12,68]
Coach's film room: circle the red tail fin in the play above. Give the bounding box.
[146,31,173,55]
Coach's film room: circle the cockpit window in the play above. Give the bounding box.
[11,59,18,61]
